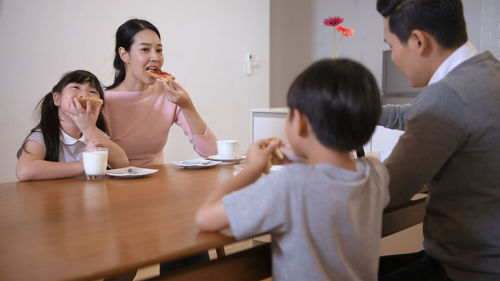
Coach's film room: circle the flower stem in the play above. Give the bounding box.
[336,35,344,58]
[333,28,337,58]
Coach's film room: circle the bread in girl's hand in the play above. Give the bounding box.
[77,96,103,109]
[146,69,176,82]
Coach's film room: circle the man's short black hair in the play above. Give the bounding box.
[287,59,381,151]
[377,0,468,48]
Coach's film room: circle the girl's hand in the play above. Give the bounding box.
[63,97,101,132]
[85,139,105,150]
[162,80,193,108]
[246,139,280,173]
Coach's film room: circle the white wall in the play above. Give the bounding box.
[270,0,386,107]
[270,0,315,107]
[0,0,270,183]
[270,0,485,107]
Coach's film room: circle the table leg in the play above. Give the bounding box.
[215,247,226,258]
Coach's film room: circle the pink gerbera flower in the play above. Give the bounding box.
[342,27,355,37]
[323,16,343,26]
[324,17,354,58]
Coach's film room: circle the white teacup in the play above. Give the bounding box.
[217,140,240,159]
[83,147,108,180]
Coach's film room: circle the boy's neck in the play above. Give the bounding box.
[303,140,356,171]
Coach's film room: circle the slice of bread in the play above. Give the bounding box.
[146,70,175,82]
[77,96,103,108]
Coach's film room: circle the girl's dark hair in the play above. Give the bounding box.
[377,0,467,49]
[107,19,161,90]
[20,70,106,162]
[287,59,381,151]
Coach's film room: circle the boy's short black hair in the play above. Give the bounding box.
[377,0,467,48]
[287,58,381,151]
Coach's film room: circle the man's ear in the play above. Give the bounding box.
[409,29,433,57]
[118,47,130,64]
[52,92,61,107]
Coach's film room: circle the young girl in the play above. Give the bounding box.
[16,70,129,181]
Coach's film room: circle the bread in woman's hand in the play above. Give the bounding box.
[77,96,103,109]
[146,69,176,82]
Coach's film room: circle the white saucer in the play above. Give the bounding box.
[207,155,247,162]
[106,166,158,178]
[172,158,222,169]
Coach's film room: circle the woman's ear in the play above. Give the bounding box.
[52,92,61,107]
[118,47,130,64]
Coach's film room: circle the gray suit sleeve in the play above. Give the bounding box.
[379,104,412,130]
[384,87,466,207]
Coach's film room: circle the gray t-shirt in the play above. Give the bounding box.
[223,157,389,281]
[18,129,87,162]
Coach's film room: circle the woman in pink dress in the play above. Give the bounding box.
[103,19,217,166]
[102,19,217,280]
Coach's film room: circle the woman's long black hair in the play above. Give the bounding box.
[19,70,107,162]
[107,19,161,90]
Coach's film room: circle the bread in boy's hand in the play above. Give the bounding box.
[77,96,103,109]
[264,137,284,173]
[268,137,284,160]
[146,69,176,82]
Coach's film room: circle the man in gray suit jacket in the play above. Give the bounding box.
[376,0,500,280]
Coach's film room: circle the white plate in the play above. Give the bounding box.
[172,158,222,169]
[269,165,284,173]
[106,166,158,178]
[207,155,247,162]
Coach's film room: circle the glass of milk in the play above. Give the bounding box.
[83,147,108,180]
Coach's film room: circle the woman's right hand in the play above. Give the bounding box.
[162,80,193,108]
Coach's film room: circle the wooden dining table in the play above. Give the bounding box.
[0,164,426,281]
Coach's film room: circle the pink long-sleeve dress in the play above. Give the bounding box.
[103,81,217,166]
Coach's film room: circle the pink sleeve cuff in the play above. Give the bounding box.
[191,126,218,157]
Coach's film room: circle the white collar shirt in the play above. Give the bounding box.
[428,41,478,85]
[59,129,87,162]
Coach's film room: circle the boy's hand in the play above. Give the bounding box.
[246,139,280,173]
[278,144,306,164]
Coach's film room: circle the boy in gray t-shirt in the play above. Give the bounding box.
[196,59,389,281]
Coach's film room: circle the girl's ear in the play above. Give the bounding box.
[118,47,130,64]
[52,92,61,107]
